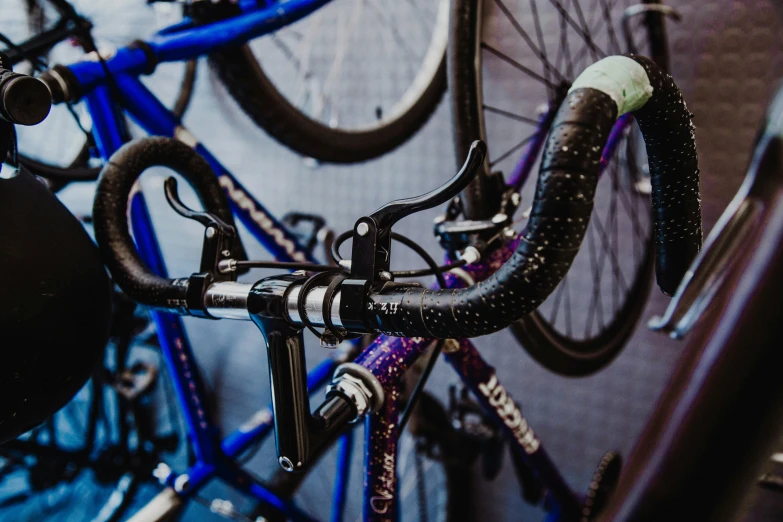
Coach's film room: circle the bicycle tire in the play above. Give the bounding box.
[255,392,471,522]
[450,0,669,376]
[205,0,449,164]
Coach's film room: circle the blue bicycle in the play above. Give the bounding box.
[6,0,449,176]
[0,1,455,521]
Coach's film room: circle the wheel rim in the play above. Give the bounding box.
[243,0,449,133]
[474,0,661,347]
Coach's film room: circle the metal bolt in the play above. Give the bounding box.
[492,213,508,225]
[205,226,216,239]
[279,456,295,472]
[511,192,522,206]
[356,222,370,236]
[458,246,481,265]
[218,259,237,273]
[152,462,172,485]
[379,271,393,281]
[221,250,231,257]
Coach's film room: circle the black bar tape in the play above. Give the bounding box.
[382,88,619,339]
[629,55,702,295]
[369,56,700,338]
[93,137,238,312]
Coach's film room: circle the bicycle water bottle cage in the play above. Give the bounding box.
[433,181,523,254]
[338,140,486,329]
[163,176,240,316]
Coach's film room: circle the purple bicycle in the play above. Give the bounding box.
[91,54,701,521]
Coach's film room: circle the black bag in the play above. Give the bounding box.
[0,165,111,443]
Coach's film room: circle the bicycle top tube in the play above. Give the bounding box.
[58,0,332,97]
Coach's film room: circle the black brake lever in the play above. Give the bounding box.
[348,140,486,281]
[164,176,238,284]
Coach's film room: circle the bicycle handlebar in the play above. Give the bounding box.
[0,61,51,126]
[93,55,701,339]
[93,137,243,310]
[0,53,52,125]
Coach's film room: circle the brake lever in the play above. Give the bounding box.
[164,177,238,284]
[348,140,486,281]
[335,141,486,331]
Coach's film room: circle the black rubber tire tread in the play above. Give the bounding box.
[449,0,669,376]
[172,59,198,120]
[258,392,471,522]
[208,45,447,164]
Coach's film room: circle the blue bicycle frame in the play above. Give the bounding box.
[66,2,361,520]
[54,0,634,519]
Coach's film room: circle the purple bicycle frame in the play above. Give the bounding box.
[352,113,635,521]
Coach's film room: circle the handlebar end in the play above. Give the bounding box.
[1,75,51,126]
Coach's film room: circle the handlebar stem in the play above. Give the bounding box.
[247,275,383,472]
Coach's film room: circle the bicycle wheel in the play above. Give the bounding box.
[205,0,449,163]
[253,391,470,522]
[450,0,669,375]
[2,0,197,179]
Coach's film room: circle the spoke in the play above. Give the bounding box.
[590,196,629,295]
[403,0,438,26]
[529,0,557,99]
[367,0,419,59]
[563,274,573,337]
[489,131,542,167]
[552,0,575,79]
[481,42,560,91]
[599,0,623,54]
[570,0,623,66]
[570,0,599,72]
[609,157,620,313]
[270,34,301,70]
[584,225,603,338]
[548,276,569,327]
[548,0,609,60]
[483,104,542,126]
[493,0,566,84]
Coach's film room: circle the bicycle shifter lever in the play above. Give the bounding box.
[348,140,486,281]
[164,177,239,285]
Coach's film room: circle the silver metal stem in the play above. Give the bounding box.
[204,282,252,320]
[286,285,343,329]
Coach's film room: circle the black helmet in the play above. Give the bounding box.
[0,165,111,443]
